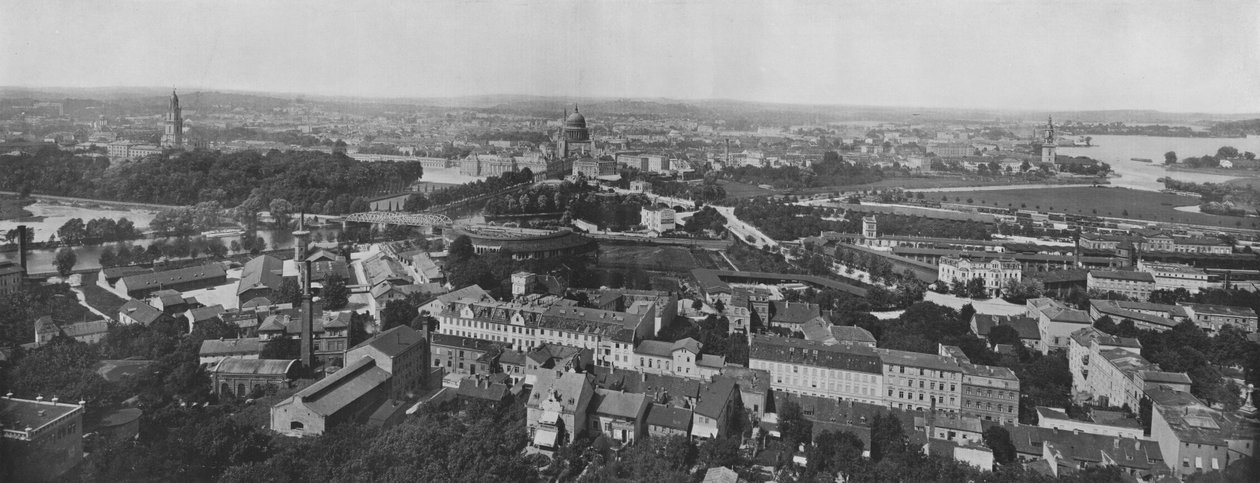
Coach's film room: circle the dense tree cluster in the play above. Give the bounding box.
[0,283,92,346]
[0,148,423,209]
[56,217,142,245]
[723,151,886,189]
[483,180,653,230]
[684,206,727,235]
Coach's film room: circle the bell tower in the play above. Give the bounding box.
[1039,116,1056,166]
[162,89,184,148]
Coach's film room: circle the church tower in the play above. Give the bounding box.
[162,90,184,148]
[1039,116,1056,166]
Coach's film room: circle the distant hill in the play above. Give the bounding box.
[2,86,1257,124]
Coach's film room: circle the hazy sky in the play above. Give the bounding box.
[3,0,1259,112]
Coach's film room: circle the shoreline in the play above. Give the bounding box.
[0,197,35,221]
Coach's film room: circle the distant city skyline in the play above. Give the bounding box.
[2,0,1258,113]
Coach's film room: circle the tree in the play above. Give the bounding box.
[449,235,474,261]
[381,298,419,331]
[54,247,77,276]
[988,324,1021,346]
[870,413,907,462]
[983,426,1017,464]
[275,278,301,306]
[1217,146,1239,159]
[808,430,865,477]
[1165,151,1178,165]
[269,198,294,230]
[321,274,350,310]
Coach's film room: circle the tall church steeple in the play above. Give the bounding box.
[162,89,184,148]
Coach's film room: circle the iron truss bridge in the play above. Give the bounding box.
[343,211,452,227]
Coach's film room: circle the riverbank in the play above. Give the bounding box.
[0,197,35,221]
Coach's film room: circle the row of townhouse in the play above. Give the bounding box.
[525,369,741,452]
[747,335,1021,425]
[1068,327,1192,410]
[1086,298,1258,334]
[430,287,732,381]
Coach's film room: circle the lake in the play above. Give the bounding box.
[1059,134,1260,191]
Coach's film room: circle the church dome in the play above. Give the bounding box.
[565,109,586,127]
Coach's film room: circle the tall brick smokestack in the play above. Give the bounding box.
[300,259,314,371]
[17,225,27,276]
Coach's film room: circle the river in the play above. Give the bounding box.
[1059,134,1260,191]
[0,200,341,273]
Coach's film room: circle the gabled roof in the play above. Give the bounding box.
[592,389,647,419]
[830,325,876,344]
[118,264,225,293]
[695,378,736,418]
[199,337,261,357]
[771,301,821,325]
[189,304,226,323]
[646,403,692,430]
[288,357,390,417]
[119,299,166,326]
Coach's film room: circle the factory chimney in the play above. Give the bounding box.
[293,211,310,262]
[17,225,27,276]
[300,259,315,372]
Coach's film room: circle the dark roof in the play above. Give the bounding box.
[693,269,867,297]
[199,337,261,357]
[875,348,961,373]
[695,378,736,418]
[119,299,166,325]
[1089,270,1156,283]
[457,377,509,401]
[749,335,881,374]
[1181,302,1258,318]
[972,314,1040,340]
[188,304,226,323]
[646,403,692,430]
[119,264,226,292]
[771,301,821,325]
[431,333,500,353]
[829,325,876,344]
[289,357,390,416]
[592,389,648,419]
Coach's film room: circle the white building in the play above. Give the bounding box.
[938,256,1021,296]
[1135,260,1220,294]
[640,207,676,235]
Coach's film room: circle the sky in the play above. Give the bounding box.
[2,0,1259,113]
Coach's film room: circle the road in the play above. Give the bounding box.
[714,206,778,250]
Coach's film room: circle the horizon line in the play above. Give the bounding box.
[2,84,1259,118]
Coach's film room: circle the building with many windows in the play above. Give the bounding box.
[877,348,963,413]
[1088,270,1158,301]
[748,335,883,405]
[1179,303,1258,333]
[960,363,1020,425]
[937,256,1021,297]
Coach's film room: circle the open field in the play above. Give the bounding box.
[920,186,1255,229]
[597,245,698,272]
[724,175,1110,199]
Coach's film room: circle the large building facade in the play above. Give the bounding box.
[938,256,1021,296]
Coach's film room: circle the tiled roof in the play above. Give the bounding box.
[830,325,876,344]
[199,337,261,357]
[592,389,647,419]
[1181,302,1257,318]
[695,377,736,418]
[119,299,166,325]
[749,335,882,374]
[118,264,225,293]
[876,348,962,373]
[645,403,692,430]
[290,357,390,416]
